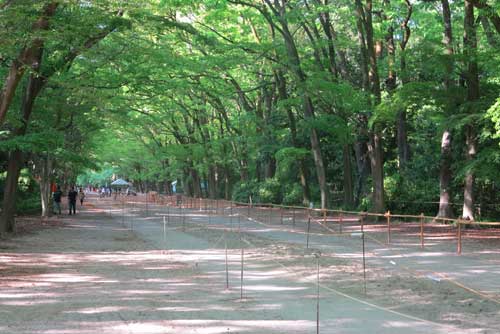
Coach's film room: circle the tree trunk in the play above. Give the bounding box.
[462,0,479,220]
[264,156,276,179]
[354,137,370,205]
[224,165,231,200]
[191,169,202,198]
[462,126,477,220]
[39,155,53,217]
[0,150,23,233]
[355,0,384,212]
[275,69,311,204]
[397,1,413,169]
[0,61,45,230]
[0,2,59,126]
[397,110,410,167]
[437,130,454,218]
[208,165,217,199]
[281,22,328,208]
[368,132,384,212]
[436,0,455,218]
[343,144,354,208]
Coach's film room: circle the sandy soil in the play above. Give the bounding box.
[0,194,498,333]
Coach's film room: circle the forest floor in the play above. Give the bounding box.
[0,194,499,333]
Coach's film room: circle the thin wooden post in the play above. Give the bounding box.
[306,216,311,249]
[121,198,125,226]
[420,213,424,249]
[225,237,229,290]
[385,211,391,245]
[361,213,367,295]
[268,206,272,224]
[316,254,320,334]
[209,202,212,224]
[457,219,462,255]
[240,240,244,299]
[145,192,148,216]
[230,201,233,231]
[280,207,283,225]
[323,209,327,226]
[238,211,241,233]
[339,210,343,234]
[182,206,186,231]
[130,201,134,231]
[163,215,166,250]
[292,208,296,227]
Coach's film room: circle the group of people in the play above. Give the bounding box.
[99,186,113,198]
[52,186,85,215]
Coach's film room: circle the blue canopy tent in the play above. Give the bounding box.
[110,178,130,187]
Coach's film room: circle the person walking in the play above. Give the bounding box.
[79,187,85,206]
[53,185,62,215]
[68,186,78,215]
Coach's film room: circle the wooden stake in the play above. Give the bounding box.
[230,201,233,231]
[225,237,229,290]
[182,207,186,231]
[457,220,462,255]
[420,213,424,249]
[306,216,311,249]
[240,239,244,299]
[386,211,391,245]
[316,254,320,334]
[163,215,166,249]
[361,214,367,295]
[339,211,343,234]
[121,199,124,226]
[238,213,241,233]
[130,202,133,231]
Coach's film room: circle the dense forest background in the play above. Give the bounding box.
[1,0,499,233]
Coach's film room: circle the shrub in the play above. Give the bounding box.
[257,178,281,204]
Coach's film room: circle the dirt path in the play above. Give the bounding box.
[0,195,498,333]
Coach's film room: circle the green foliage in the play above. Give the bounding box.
[257,178,282,204]
[1,0,500,222]
[232,181,258,203]
[282,183,303,206]
[0,169,41,215]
